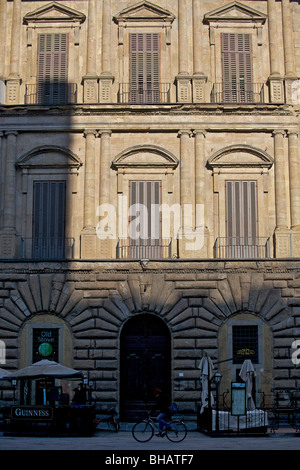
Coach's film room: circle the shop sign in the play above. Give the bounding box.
[11,406,53,421]
[231,382,246,416]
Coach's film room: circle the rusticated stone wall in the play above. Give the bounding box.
[0,259,299,414]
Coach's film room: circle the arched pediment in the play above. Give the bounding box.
[112,145,179,170]
[16,145,82,169]
[207,145,274,170]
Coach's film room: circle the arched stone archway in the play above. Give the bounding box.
[120,313,171,421]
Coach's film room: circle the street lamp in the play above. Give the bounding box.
[213,372,222,433]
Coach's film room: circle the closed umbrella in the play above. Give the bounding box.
[9,359,82,379]
[239,359,256,410]
[199,355,214,413]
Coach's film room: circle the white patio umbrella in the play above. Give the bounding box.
[199,355,214,413]
[239,359,256,411]
[0,368,11,379]
[9,359,82,379]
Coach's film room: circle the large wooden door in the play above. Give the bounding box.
[120,314,171,421]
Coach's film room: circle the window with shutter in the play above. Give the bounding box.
[130,33,160,103]
[32,181,66,258]
[222,33,253,103]
[226,181,258,258]
[129,181,161,258]
[37,33,69,105]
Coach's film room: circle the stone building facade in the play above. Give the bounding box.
[0,0,300,420]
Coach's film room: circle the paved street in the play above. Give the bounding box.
[0,428,299,452]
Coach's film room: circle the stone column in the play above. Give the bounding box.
[288,131,300,256]
[99,0,114,103]
[6,0,21,105]
[282,0,297,103]
[273,130,290,257]
[192,0,207,103]
[0,0,6,80]
[81,129,97,258]
[98,130,112,257]
[267,0,284,103]
[0,131,18,257]
[82,0,99,103]
[194,129,208,256]
[178,130,194,257]
[176,0,192,102]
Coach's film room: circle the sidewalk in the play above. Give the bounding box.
[0,426,299,452]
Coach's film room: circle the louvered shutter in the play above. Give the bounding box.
[222,33,253,103]
[129,181,161,258]
[32,181,66,258]
[130,33,160,103]
[226,181,257,258]
[37,34,68,105]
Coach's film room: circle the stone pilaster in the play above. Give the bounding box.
[97,130,112,258]
[194,129,208,256]
[99,0,114,103]
[288,131,300,256]
[192,0,207,103]
[176,0,192,102]
[81,129,97,258]
[82,0,99,103]
[273,130,290,257]
[5,0,21,105]
[282,0,297,104]
[0,131,18,258]
[267,0,284,103]
[178,130,195,257]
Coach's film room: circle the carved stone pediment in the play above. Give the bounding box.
[204,1,267,25]
[207,145,273,170]
[17,146,82,170]
[113,1,175,24]
[112,145,179,170]
[23,1,86,25]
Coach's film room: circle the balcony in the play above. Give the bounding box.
[21,237,75,259]
[214,237,271,259]
[25,83,77,105]
[211,82,265,104]
[116,238,172,259]
[118,83,171,104]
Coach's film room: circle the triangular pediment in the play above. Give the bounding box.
[114,1,175,23]
[23,1,86,25]
[204,1,267,24]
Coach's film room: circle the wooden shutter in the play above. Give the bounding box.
[222,33,253,102]
[129,181,161,258]
[130,33,160,103]
[32,181,66,258]
[37,34,68,104]
[226,181,257,258]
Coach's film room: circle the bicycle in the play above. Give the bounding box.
[94,407,120,432]
[132,411,187,443]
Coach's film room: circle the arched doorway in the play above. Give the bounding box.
[120,314,171,421]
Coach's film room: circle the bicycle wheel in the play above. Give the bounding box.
[108,417,120,432]
[166,420,187,443]
[132,420,154,442]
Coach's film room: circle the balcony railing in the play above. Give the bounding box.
[118,83,171,104]
[211,82,265,104]
[215,237,271,259]
[25,83,77,105]
[21,237,75,259]
[117,238,172,259]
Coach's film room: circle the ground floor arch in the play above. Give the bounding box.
[120,313,171,421]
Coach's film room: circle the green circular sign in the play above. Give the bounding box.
[38,342,53,357]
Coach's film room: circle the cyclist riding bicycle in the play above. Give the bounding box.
[152,388,172,437]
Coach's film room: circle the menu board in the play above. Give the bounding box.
[231,382,246,416]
